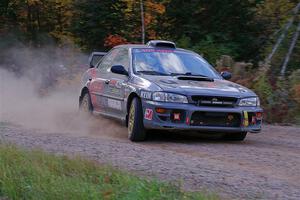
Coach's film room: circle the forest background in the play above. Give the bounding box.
[1,0,299,124]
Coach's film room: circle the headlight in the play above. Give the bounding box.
[152,92,188,103]
[238,97,260,107]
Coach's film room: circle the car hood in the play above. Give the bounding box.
[142,75,256,98]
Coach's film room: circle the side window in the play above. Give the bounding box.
[112,48,129,70]
[97,48,120,72]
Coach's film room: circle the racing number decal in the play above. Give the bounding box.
[144,109,153,120]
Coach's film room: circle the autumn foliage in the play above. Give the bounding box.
[104,35,128,48]
[1,0,300,124]
[292,84,300,104]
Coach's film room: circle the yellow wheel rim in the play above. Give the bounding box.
[128,103,135,135]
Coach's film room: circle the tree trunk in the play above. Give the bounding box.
[280,21,300,76]
[26,0,33,40]
[265,2,300,63]
[140,0,145,44]
[4,0,9,15]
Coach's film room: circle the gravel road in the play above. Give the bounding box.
[0,122,299,200]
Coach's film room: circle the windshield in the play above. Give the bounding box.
[132,48,220,78]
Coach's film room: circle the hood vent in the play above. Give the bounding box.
[177,76,214,82]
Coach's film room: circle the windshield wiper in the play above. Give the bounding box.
[136,70,168,76]
[170,72,209,77]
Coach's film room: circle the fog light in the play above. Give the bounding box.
[228,114,234,121]
[256,112,263,120]
[155,108,167,114]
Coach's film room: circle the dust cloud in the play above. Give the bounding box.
[0,46,127,139]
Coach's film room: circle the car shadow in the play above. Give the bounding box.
[90,116,250,144]
[144,130,247,144]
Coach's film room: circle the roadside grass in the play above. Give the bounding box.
[0,144,217,200]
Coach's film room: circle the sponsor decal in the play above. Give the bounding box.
[89,68,97,79]
[243,111,249,127]
[107,99,122,110]
[186,117,190,125]
[141,91,152,100]
[205,82,218,88]
[134,49,174,53]
[91,82,104,91]
[90,82,104,109]
[251,116,256,124]
[174,113,180,120]
[110,88,120,94]
[115,81,124,89]
[144,108,153,120]
[142,49,174,53]
[109,79,124,89]
[109,79,117,86]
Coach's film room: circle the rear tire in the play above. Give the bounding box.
[79,92,93,114]
[224,132,247,141]
[128,98,146,142]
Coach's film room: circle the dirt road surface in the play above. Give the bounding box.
[0,122,299,200]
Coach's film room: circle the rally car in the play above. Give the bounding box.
[79,40,263,141]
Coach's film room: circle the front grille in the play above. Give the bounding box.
[190,112,241,127]
[191,96,238,107]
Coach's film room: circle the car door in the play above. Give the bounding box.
[101,47,130,119]
[89,48,120,112]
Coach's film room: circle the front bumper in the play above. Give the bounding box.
[142,100,263,133]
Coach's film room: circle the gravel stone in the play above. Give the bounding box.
[1,123,299,200]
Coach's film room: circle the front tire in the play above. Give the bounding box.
[224,132,247,141]
[128,98,146,142]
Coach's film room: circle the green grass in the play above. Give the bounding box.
[0,144,216,200]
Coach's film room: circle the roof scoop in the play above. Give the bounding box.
[146,40,176,48]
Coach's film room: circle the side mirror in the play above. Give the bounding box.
[221,71,232,80]
[111,65,129,76]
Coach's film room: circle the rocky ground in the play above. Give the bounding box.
[0,122,299,200]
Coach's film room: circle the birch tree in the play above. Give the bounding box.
[280,21,300,76]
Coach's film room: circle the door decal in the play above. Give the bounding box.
[107,99,122,110]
